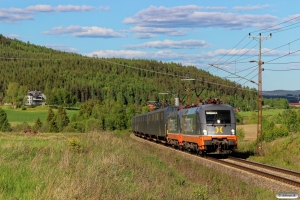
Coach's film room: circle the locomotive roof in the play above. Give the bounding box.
[200,103,233,110]
[133,106,178,118]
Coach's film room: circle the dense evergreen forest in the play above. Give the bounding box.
[0,34,257,108]
[0,34,281,131]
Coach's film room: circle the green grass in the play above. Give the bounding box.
[0,131,274,199]
[1,105,78,124]
[238,109,286,118]
[248,134,300,171]
[235,132,300,172]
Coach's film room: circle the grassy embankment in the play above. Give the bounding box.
[235,109,300,172]
[0,131,274,199]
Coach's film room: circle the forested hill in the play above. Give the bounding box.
[0,34,257,111]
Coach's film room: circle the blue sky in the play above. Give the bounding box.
[1,0,300,91]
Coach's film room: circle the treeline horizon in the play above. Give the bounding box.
[0,34,260,109]
[0,34,291,131]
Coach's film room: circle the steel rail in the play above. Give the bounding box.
[207,156,300,188]
[228,156,300,179]
[132,134,300,188]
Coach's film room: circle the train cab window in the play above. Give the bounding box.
[205,110,231,124]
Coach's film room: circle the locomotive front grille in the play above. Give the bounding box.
[204,138,236,153]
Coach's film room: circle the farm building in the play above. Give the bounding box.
[24,90,46,106]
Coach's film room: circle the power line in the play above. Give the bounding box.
[217,35,300,67]
[100,59,256,91]
[212,15,300,68]
[264,61,300,64]
[208,35,248,68]
[208,64,257,85]
[241,73,258,87]
[264,68,300,71]
[236,66,258,84]
[257,14,300,34]
[265,49,300,63]
[223,65,257,78]
[271,22,300,34]
[216,39,255,66]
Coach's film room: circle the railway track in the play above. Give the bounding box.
[207,156,300,188]
[131,134,300,190]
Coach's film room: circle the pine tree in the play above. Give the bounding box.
[34,117,43,131]
[0,108,11,132]
[46,108,55,123]
[49,116,59,133]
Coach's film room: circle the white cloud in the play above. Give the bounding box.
[99,6,110,11]
[43,25,126,38]
[6,34,22,39]
[0,4,97,23]
[26,5,54,13]
[86,47,296,70]
[56,5,96,12]
[133,33,157,39]
[87,50,190,61]
[45,44,78,53]
[204,6,227,11]
[124,39,210,49]
[123,5,278,34]
[282,14,300,23]
[233,5,270,12]
[131,26,187,38]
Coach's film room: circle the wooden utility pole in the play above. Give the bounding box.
[249,33,272,156]
[181,73,195,105]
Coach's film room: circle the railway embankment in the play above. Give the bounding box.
[131,134,300,195]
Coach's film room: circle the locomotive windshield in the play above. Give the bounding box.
[205,110,231,124]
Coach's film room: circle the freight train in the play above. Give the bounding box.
[132,98,237,155]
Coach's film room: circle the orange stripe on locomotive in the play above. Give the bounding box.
[167,104,237,154]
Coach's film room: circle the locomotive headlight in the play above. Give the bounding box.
[217,119,220,124]
[203,129,207,135]
[231,129,235,135]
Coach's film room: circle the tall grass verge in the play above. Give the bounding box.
[0,131,274,199]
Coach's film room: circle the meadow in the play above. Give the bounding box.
[0,106,297,199]
[237,109,285,118]
[0,131,274,199]
[1,106,78,126]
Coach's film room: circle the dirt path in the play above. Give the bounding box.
[237,124,257,141]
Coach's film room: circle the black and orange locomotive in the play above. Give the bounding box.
[132,99,237,155]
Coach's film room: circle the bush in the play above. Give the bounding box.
[263,125,289,142]
[235,112,243,124]
[237,128,245,141]
[62,125,76,132]
[246,112,257,124]
[11,122,30,132]
[39,123,49,133]
[69,122,85,133]
[68,137,83,153]
[85,118,103,132]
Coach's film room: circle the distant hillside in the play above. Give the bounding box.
[0,34,257,110]
[263,90,300,103]
[263,90,300,96]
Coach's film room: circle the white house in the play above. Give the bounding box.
[25,90,46,106]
